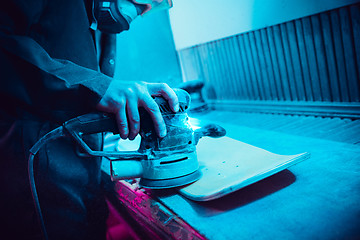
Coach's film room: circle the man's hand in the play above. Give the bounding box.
[96,80,179,140]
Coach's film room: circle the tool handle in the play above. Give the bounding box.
[64,112,118,135]
[64,89,190,135]
[62,88,191,158]
[194,124,226,145]
[63,112,146,159]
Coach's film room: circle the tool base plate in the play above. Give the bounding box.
[140,170,201,189]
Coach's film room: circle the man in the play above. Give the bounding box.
[0,0,176,239]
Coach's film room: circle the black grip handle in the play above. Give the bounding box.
[63,112,118,135]
[63,112,146,159]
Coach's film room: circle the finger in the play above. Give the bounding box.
[115,103,129,139]
[148,83,179,112]
[126,98,140,141]
[140,94,166,138]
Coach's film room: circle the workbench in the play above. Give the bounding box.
[103,110,360,240]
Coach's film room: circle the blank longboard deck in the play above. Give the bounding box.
[179,136,310,201]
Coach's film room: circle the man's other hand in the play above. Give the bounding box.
[96,81,179,140]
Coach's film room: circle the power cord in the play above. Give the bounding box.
[28,126,65,240]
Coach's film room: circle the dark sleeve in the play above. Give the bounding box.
[0,0,112,121]
[98,33,117,78]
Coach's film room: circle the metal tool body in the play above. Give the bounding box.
[28,89,225,240]
[62,89,226,189]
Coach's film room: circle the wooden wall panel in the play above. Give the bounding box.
[178,4,360,107]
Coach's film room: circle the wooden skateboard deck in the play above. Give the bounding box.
[179,136,310,201]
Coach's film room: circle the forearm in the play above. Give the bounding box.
[0,0,113,122]
[0,32,112,122]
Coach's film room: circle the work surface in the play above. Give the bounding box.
[153,111,360,240]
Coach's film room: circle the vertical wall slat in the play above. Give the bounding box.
[226,38,241,100]
[210,41,224,100]
[280,23,297,101]
[260,28,278,100]
[243,33,261,99]
[220,39,235,100]
[254,30,272,100]
[213,40,226,100]
[228,37,247,99]
[215,40,231,100]
[221,39,234,100]
[340,7,360,102]
[237,35,254,99]
[295,19,314,101]
[197,44,211,96]
[207,42,219,99]
[217,40,231,100]
[286,21,306,101]
[302,17,323,101]
[273,25,292,100]
[350,5,360,93]
[205,43,218,99]
[330,10,350,102]
[226,37,244,99]
[266,27,285,100]
[350,5,360,92]
[252,31,267,99]
[320,12,341,102]
[194,46,204,81]
[248,32,265,100]
[203,43,217,99]
[311,15,332,101]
